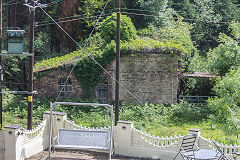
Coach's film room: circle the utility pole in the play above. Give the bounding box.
[0,0,2,129]
[115,0,120,126]
[27,0,35,130]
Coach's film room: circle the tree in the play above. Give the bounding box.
[170,0,240,54]
[208,69,240,134]
[206,27,240,76]
[137,0,174,28]
[100,13,137,43]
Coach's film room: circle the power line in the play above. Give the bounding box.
[37,2,177,134]
[37,1,113,103]
[37,0,146,106]
[121,11,233,24]
[36,13,112,27]
[36,10,236,28]
[36,9,115,25]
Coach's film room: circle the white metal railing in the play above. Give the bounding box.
[199,136,240,156]
[64,119,110,131]
[133,128,183,147]
[23,118,48,144]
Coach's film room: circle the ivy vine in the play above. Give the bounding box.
[34,39,186,98]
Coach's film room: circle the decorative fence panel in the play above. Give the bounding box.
[114,121,238,160]
[198,136,240,158]
[22,118,49,159]
[114,121,184,160]
[132,128,182,148]
[0,132,4,160]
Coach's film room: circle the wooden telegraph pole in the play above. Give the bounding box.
[115,0,120,126]
[0,0,2,129]
[27,0,35,130]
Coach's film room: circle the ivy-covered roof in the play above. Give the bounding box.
[34,39,186,73]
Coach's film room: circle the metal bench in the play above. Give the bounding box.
[54,129,111,151]
[48,102,114,160]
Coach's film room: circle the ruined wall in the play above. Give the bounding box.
[107,53,179,104]
[34,68,82,98]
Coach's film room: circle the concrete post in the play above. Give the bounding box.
[114,121,133,155]
[43,111,67,141]
[4,124,24,160]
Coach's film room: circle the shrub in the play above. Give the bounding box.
[170,101,211,123]
[100,13,137,43]
[208,69,240,133]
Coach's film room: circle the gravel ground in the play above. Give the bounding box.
[26,149,154,160]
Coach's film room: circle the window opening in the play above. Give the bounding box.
[96,77,108,103]
[58,78,73,98]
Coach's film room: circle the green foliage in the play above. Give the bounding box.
[74,39,184,97]
[35,38,185,97]
[188,22,240,76]
[170,101,211,123]
[206,33,240,76]
[35,32,53,62]
[137,18,196,71]
[2,93,239,144]
[137,0,174,27]
[208,69,240,134]
[137,27,154,37]
[169,0,240,54]
[78,0,105,28]
[100,13,137,43]
[149,18,196,59]
[229,22,240,41]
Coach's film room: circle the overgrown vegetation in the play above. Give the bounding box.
[100,13,137,43]
[34,38,185,97]
[2,94,239,145]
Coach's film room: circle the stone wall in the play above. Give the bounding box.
[107,53,179,104]
[34,68,82,98]
[34,52,179,104]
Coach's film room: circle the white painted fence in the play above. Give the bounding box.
[132,128,183,147]
[198,136,240,156]
[114,121,238,159]
[1,111,240,160]
[22,118,49,158]
[114,121,183,160]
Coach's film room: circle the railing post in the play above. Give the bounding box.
[43,111,67,140]
[114,121,133,155]
[4,124,24,160]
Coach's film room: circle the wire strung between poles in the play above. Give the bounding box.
[37,0,176,134]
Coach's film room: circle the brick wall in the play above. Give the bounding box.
[34,68,82,98]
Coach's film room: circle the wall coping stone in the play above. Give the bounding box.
[44,111,67,116]
[4,124,21,129]
[117,121,133,124]
[189,128,201,133]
